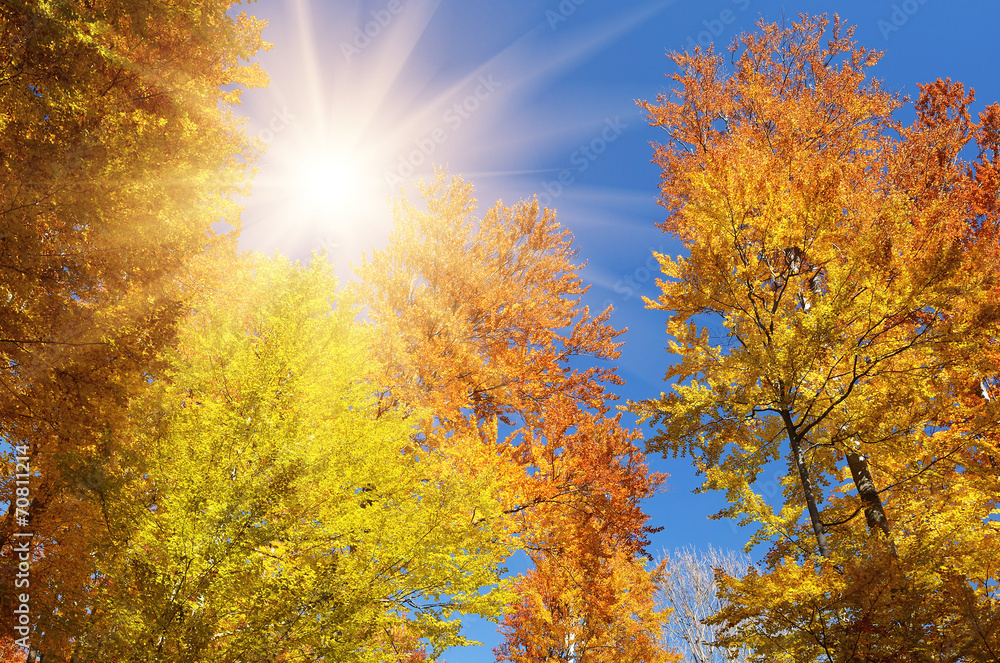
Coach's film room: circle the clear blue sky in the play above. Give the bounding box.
[235,1,1000,658]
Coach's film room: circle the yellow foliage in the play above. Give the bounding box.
[29,255,517,661]
[637,13,1000,660]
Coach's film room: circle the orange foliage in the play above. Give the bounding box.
[356,172,673,662]
[0,0,268,650]
[638,13,1000,660]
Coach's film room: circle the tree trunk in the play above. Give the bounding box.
[845,451,894,543]
[784,413,830,557]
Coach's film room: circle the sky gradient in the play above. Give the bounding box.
[234,1,1000,658]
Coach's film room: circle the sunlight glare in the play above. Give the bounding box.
[290,148,375,224]
[241,0,647,261]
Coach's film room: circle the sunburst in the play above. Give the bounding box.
[239,0,674,270]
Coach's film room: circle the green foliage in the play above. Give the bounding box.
[52,255,515,661]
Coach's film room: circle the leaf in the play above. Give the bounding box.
[356,171,676,662]
[637,12,1000,660]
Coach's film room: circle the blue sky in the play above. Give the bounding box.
[235,0,1000,658]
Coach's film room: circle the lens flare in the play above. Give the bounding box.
[288,147,377,224]
[239,0,668,265]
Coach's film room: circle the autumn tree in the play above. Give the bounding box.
[26,254,516,661]
[0,0,269,643]
[355,172,674,662]
[636,14,1000,661]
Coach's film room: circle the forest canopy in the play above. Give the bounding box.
[1,4,998,663]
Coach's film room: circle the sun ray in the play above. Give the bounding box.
[239,0,680,271]
[291,0,327,133]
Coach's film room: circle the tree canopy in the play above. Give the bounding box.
[18,253,518,661]
[6,4,1000,662]
[355,173,672,663]
[0,0,269,637]
[636,13,1000,660]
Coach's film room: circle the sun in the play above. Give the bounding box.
[239,0,661,260]
[282,145,382,227]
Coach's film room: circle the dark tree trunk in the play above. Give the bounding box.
[783,412,830,558]
[845,451,893,541]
